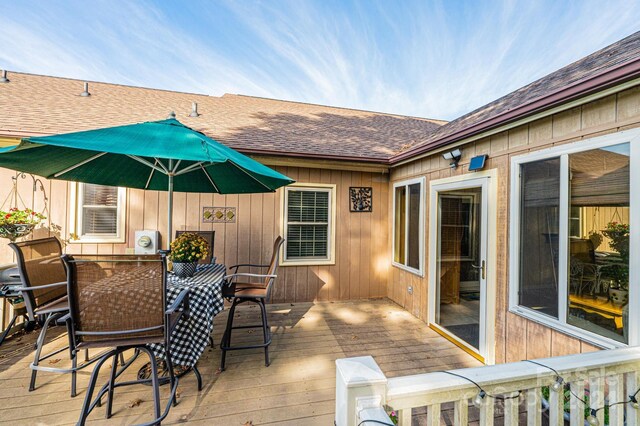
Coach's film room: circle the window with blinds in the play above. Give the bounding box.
[74,183,125,242]
[284,187,332,261]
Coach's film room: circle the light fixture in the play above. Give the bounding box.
[586,409,600,426]
[630,395,639,409]
[442,148,462,169]
[550,376,564,392]
[472,390,486,408]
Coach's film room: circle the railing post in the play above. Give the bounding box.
[335,356,388,426]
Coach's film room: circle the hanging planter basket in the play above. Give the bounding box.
[0,223,36,242]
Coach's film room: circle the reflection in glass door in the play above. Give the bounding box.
[435,187,484,350]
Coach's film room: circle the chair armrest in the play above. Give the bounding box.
[59,312,71,323]
[223,273,277,283]
[166,288,190,316]
[14,281,67,292]
[229,263,270,273]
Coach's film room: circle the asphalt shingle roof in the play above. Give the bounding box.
[0,73,445,162]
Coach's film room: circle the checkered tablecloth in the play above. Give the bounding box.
[149,263,226,367]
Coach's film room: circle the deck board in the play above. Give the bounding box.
[0,298,481,425]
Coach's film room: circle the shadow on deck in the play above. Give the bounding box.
[0,298,480,425]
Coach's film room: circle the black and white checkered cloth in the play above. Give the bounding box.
[149,263,226,367]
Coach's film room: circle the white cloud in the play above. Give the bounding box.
[1,0,639,120]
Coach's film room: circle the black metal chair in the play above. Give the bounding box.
[9,237,84,396]
[220,236,284,371]
[62,254,189,425]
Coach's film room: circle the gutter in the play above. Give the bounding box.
[390,56,640,165]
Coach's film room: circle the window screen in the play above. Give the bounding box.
[81,184,119,235]
[285,189,330,259]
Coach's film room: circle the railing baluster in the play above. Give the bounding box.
[549,383,564,426]
[426,404,441,426]
[454,399,468,425]
[590,376,605,426]
[627,371,640,426]
[527,388,541,426]
[398,408,411,426]
[479,399,494,426]
[608,374,625,426]
[504,394,520,425]
[569,380,585,426]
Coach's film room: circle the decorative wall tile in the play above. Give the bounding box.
[349,187,372,212]
[203,207,236,223]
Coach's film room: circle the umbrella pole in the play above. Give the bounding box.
[167,164,174,249]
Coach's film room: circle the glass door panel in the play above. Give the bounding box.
[435,187,483,350]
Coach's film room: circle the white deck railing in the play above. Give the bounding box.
[336,346,640,426]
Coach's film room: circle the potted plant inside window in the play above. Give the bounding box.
[602,221,629,303]
[0,208,46,242]
[169,232,210,278]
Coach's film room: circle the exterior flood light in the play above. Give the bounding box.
[442,149,462,168]
[469,154,488,172]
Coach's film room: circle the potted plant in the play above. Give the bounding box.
[602,222,629,300]
[0,208,46,242]
[169,232,210,278]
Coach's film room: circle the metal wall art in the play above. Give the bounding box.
[349,187,372,212]
[202,207,236,223]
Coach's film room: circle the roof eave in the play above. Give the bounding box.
[390,56,640,165]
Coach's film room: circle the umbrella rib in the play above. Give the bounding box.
[145,159,160,190]
[174,162,205,176]
[228,160,274,192]
[127,155,168,174]
[54,152,108,178]
[200,165,220,192]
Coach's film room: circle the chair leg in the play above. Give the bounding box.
[71,352,78,397]
[259,300,270,367]
[146,348,162,421]
[164,347,178,408]
[29,312,56,392]
[193,364,203,391]
[106,351,119,419]
[77,349,115,426]
[0,313,19,346]
[220,299,238,371]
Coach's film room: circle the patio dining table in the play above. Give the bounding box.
[148,263,226,367]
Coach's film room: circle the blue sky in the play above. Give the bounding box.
[2,1,640,120]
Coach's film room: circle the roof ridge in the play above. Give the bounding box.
[222,93,448,124]
[5,70,217,99]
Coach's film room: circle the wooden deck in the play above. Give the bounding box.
[0,298,481,425]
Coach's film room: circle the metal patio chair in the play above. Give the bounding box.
[220,236,284,371]
[9,237,82,395]
[62,254,188,425]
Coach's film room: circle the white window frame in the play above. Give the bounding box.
[509,128,640,349]
[69,183,127,243]
[392,176,426,276]
[280,183,336,266]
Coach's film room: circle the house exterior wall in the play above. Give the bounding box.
[388,85,640,363]
[0,165,390,308]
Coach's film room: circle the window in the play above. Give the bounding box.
[393,177,425,275]
[70,183,126,243]
[510,131,638,347]
[282,184,335,265]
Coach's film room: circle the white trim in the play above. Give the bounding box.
[69,183,127,244]
[391,176,426,277]
[427,169,497,364]
[280,182,336,266]
[509,128,640,348]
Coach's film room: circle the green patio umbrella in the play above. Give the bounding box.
[0,118,294,246]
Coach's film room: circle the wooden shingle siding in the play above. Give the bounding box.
[388,85,640,362]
